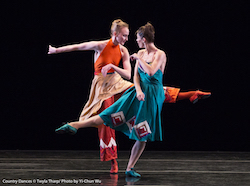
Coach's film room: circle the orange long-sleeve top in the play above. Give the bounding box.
[94,39,121,74]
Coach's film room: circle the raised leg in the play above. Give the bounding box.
[55,115,104,134]
[177,90,211,103]
[177,91,197,101]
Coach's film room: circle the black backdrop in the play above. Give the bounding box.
[1,1,249,151]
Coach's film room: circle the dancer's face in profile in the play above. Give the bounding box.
[136,33,145,48]
[115,27,129,45]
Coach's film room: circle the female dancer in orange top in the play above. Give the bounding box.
[48,19,133,174]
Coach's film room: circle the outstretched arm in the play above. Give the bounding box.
[48,41,103,54]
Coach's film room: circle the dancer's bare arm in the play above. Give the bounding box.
[133,61,144,101]
[48,40,107,54]
[131,50,166,76]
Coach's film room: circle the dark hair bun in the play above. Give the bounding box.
[136,22,155,43]
[145,22,155,34]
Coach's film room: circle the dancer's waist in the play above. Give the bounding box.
[94,72,115,75]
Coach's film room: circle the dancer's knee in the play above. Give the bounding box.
[134,140,146,149]
[92,116,102,127]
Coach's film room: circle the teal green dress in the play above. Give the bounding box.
[99,65,165,141]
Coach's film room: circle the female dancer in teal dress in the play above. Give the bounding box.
[56,22,168,177]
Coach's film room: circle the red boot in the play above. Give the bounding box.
[189,90,211,104]
[110,159,118,174]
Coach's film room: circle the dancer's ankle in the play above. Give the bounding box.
[126,167,132,172]
[69,122,78,130]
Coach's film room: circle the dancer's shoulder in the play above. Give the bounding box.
[137,49,146,56]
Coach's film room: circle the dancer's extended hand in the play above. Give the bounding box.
[130,53,140,61]
[48,45,57,54]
